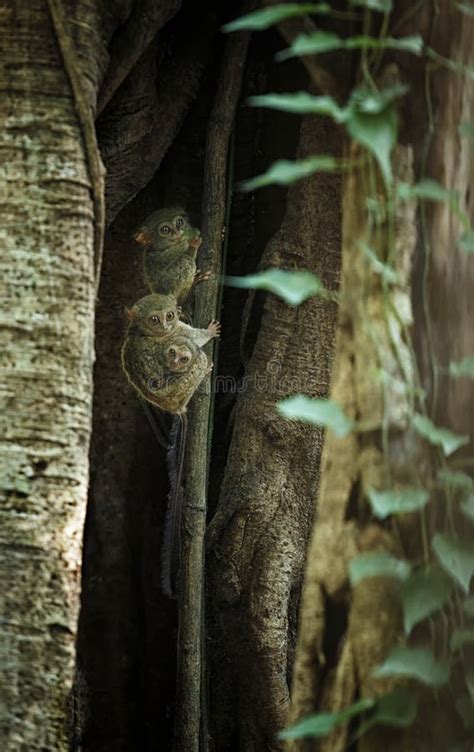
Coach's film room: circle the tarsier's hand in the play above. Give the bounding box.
[207,320,221,339]
[194,269,211,286]
[189,235,202,250]
[183,226,202,250]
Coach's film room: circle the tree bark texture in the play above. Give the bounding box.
[0,0,108,747]
[206,104,342,750]
[289,3,473,750]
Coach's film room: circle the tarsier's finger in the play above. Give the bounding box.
[194,270,211,284]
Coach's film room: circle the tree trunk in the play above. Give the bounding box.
[0,1,106,747]
[289,3,473,750]
[207,104,342,749]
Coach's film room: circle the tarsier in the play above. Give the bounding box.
[121,293,220,415]
[122,211,219,596]
[134,207,209,305]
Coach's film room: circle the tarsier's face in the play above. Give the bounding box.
[163,343,193,372]
[134,208,197,250]
[146,306,177,334]
[126,294,179,335]
[156,213,189,241]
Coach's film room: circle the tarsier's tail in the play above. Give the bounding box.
[161,413,187,598]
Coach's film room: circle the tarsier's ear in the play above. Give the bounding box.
[124,306,137,321]
[134,226,153,245]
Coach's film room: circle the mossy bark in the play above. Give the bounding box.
[0,1,107,747]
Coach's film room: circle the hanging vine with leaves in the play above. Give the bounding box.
[222,1,474,748]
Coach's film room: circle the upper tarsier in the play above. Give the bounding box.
[134,207,209,305]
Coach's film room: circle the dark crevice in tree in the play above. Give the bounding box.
[344,479,361,522]
[322,588,350,672]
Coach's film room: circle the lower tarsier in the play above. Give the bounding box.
[121,207,220,596]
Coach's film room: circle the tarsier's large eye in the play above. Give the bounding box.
[180,355,190,363]
[166,311,175,321]
[175,217,184,229]
[148,377,161,391]
[149,315,160,326]
[169,348,176,357]
[160,224,171,235]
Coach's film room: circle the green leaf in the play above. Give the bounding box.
[351,0,392,11]
[275,32,424,60]
[349,552,411,585]
[450,628,474,651]
[346,87,405,184]
[463,596,474,617]
[397,179,459,205]
[432,533,474,593]
[401,567,452,635]
[437,469,473,489]
[240,156,338,191]
[225,269,332,306]
[277,396,354,437]
[247,92,345,119]
[459,231,474,253]
[279,697,375,739]
[449,356,474,378]
[352,83,408,112]
[461,493,474,521]
[350,108,396,183]
[367,487,429,519]
[359,242,399,283]
[374,646,450,687]
[457,2,474,16]
[222,3,331,32]
[412,414,469,456]
[276,30,342,60]
[346,34,423,54]
[357,689,418,736]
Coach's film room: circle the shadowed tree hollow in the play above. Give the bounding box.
[1,2,473,752]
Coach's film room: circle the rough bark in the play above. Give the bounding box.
[0,0,107,748]
[100,5,220,226]
[97,0,182,115]
[207,104,342,749]
[289,3,473,750]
